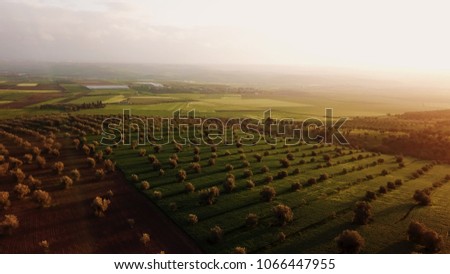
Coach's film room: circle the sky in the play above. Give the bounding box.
[1,0,450,72]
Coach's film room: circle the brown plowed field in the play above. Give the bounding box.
[0,136,201,254]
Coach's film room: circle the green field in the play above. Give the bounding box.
[91,133,450,254]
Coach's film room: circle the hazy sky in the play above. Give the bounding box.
[1,0,450,71]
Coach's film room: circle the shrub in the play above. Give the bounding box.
[260,186,276,202]
[273,204,294,226]
[36,155,46,169]
[70,169,81,182]
[299,159,306,165]
[291,182,302,191]
[38,240,50,253]
[261,166,270,173]
[23,154,33,164]
[60,176,74,189]
[168,158,178,168]
[95,169,105,180]
[265,175,274,183]
[279,158,290,168]
[140,181,150,190]
[0,214,19,235]
[192,155,200,162]
[140,233,151,246]
[381,169,389,176]
[0,192,11,210]
[147,154,157,164]
[245,213,259,227]
[387,181,396,190]
[11,168,26,183]
[224,150,231,156]
[352,201,372,225]
[190,163,201,173]
[185,182,195,193]
[104,146,112,155]
[87,157,96,168]
[33,190,52,208]
[335,230,365,254]
[365,191,377,201]
[378,186,387,194]
[225,164,234,172]
[208,158,216,166]
[199,187,220,205]
[177,169,187,182]
[241,160,250,168]
[209,225,223,244]
[187,214,198,225]
[159,169,165,176]
[408,221,443,253]
[287,153,295,161]
[91,196,110,217]
[14,184,30,199]
[130,174,139,183]
[153,145,162,153]
[277,170,288,179]
[243,169,253,178]
[307,178,317,186]
[253,153,263,162]
[394,179,403,186]
[138,148,147,157]
[319,173,329,181]
[210,145,217,152]
[292,168,300,175]
[413,189,431,206]
[104,159,116,173]
[152,159,162,171]
[193,146,200,155]
[210,152,217,159]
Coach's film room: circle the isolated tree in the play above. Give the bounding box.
[209,225,223,244]
[140,180,150,190]
[413,189,431,206]
[168,158,178,168]
[260,186,276,202]
[261,165,270,173]
[26,175,42,189]
[95,169,105,180]
[352,201,372,225]
[23,154,33,164]
[279,158,290,168]
[60,176,73,189]
[153,190,162,199]
[0,192,11,210]
[70,169,81,182]
[407,221,443,253]
[273,204,294,226]
[335,230,365,254]
[14,184,30,199]
[187,214,198,225]
[104,146,113,155]
[277,170,288,179]
[91,196,110,217]
[130,174,139,183]
[36,155,46,169]
[138,148,147,157]
[104,159,115,173]
[208,158,216,166]
[10,168,26,183]
[199,186,220,205]
[185,182,195,193]
[33,190,52,208]
[225,164,234,172]
[291,182,302,191]
[246,179,255,189]
[365,191,377,201]
[233,246,247,254]
[147,154,157,164]
[243,169,253,178]
[0,214,19,235]
[245,213,259,227]
[87,157,96,168]
[223,174,236,192]
[177,169,187,183]
[191,163,201,173]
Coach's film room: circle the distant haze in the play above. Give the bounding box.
[1,0,450,73]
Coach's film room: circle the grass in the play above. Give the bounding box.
[92,132,450,254]
[0,89,60,94]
